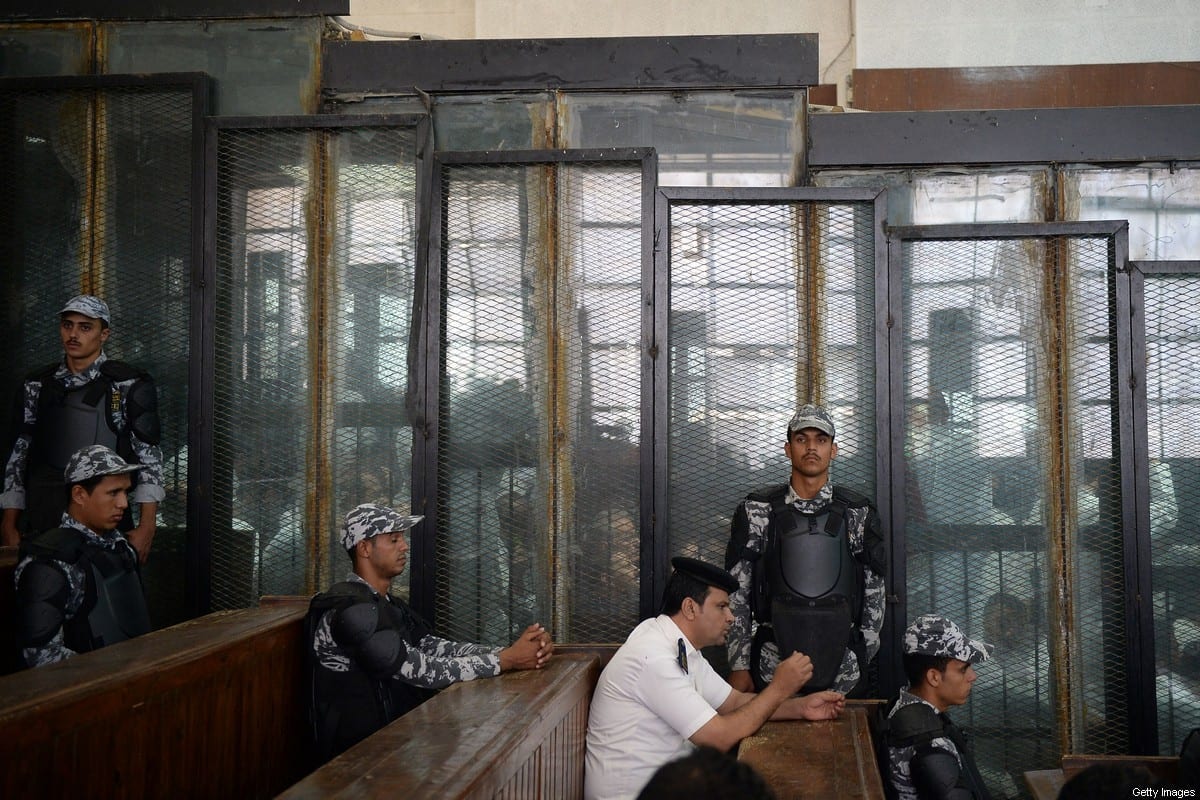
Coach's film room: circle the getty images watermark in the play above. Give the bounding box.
[1132,789,1196,798]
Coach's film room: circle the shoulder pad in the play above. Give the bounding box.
[831,485,873,508]
[309,581,375,614]
[745,483,789,503]
[21,527,87,564]
[17,558,69,603]
[26,363,60,382]
[17,560,70,647]
[889,701,944,742]
[99,360,148,382]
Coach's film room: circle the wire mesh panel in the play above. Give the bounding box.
[211,118,424,610]
[432,154,650,645]
[0,77,202,626]
[662,196,880,570]
[1141,267,1200,756]
[898,228,1127,797]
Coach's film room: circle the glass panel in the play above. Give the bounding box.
[103,17,323,115]
[432,93,553,150]
[814,168,1050,226]
[213,124,421,609]
[438,159,644,645]
[901,231,1124,794]
[0,81,196,626]
[1144,272,1200,756]
[1068,166,1200,260]
[666,199,877,569]
[0,24,92,77]
[563,90,804,187]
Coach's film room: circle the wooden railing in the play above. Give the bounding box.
[0,599,311,799]
[0,545,20,676]
[737,699,888,800]
[278,652,603,800]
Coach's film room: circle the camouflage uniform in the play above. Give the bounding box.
[14,445,147,668]
[308,503,506,760]
[727,479,886,694]
[310,571,503,686]
[2,297,164,534]
[886,615,993,800]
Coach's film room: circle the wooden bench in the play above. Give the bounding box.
[0,599,311,799]
[0,545,19,675]
[1025,754,1182,799]
[737,699,888,800]
[277,651,603,799]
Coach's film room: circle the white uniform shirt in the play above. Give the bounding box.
[584,614,733,800]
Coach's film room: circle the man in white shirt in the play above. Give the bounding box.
[584,556,845,800]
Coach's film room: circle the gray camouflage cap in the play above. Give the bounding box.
[904,614,992,664]
[64,444,143,484]
[60,294,111,326]
[341,503,424,550]
[787,403,835,439]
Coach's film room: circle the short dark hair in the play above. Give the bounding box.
[66,474,108,504]
[636,746,776,800]
[903,652,952,688]
[661,570,713,615]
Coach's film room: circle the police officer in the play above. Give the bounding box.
[1,295,164,562]
[725,404,887,696]
[585,556,844,800]
[884,615,993,800]
[307,503,554,763]
[14,444,152,668]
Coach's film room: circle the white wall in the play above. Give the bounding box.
[856,0,1200,69]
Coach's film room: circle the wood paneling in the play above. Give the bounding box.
[0,603,310,799]
[278,653,601,800]
[738,701,887,800]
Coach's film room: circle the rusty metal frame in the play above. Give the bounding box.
[886,219,1148,752]
[653,186,888,623]
[1127,259,1200,753]
[419,147,657,629]
[809,106,1200,168]
[1,72,211,616]
[203,112,431,611]
[323,33,819,98]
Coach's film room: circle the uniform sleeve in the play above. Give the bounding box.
[632,653,722,740]
[0,380,40,509]
[120,378,165,505]
[396,634,502,689]
[310,609,354,672]
[726,499,769,672]
[419,634,502,659]
[859,502,886,662]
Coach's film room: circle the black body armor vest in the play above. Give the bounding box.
[305,582,437,763]
[884,702,992,800]
[24,363,140,533]
[22,526,150,653]
[764,500,859,692]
